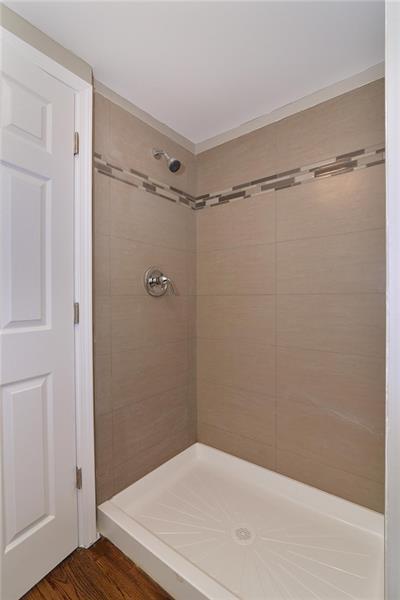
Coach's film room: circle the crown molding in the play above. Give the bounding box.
[94,80,196,154]
[95,62,384,156]
[195,62,385,154]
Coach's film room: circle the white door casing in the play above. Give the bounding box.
[0,39,79,599]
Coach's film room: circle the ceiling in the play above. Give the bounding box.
[6,1,384,145]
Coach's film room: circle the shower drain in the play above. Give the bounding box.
[232,524,255,546]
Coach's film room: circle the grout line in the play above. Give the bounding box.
[108,232,196,254]
[196,337,385,361]
[196,226,385,254]
[198,420,276,450]
[196,292,385,297]
[200,338,384,360]
[275,227,385,245]
[275,343,385,361]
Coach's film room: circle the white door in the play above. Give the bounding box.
[0,39,78,599]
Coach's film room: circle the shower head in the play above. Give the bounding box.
[152,148,182,173]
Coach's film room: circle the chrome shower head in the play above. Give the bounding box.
[152,148,182,173]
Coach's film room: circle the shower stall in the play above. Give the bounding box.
[93,78,385,599]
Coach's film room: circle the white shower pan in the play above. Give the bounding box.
[98,443,384,600]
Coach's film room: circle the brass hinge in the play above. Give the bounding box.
[76,467,82,490]
[74,131,79,156]
[74,302,80,325]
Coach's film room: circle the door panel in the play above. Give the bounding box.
[1,166,49,328]
[1,39,78,599]
[3,376,54,547]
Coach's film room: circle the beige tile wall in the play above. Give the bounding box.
[94,93,196,195]
[196,80,385,512]
[93,93,197,503]
[94,79,385,512]
[196,79,384,196]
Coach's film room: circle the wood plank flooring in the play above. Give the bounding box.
[22,537,172,600]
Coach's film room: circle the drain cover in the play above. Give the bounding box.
[232,524,255,546]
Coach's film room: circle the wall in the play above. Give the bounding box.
[93,92,197,503]
[93,79,385,512]
[196,79,386,512]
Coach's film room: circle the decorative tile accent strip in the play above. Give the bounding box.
[94,154,197,208]
[94,143,384,211]
[194,143,385,209]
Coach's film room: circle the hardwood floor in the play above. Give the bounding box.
[22,537,173,600]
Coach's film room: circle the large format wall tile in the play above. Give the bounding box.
[93,233,110,297]
[275,80,384,173]
[195,80,385,512]
[113,386,193,464]
[198,423,276,471]
[197,338,276,397]
[277,229,385,294]
[110,178,193,251]
[277,164,385,242]
[108,101,196,195]
[198,244,276,295]
[196,80,384,196]
[277,398,385,483]
[277,346,385,435]
[197,380,275,445]
[111,295,190,353]
[93,295,111,357]
[94,92,109,158]
[277,449,384,513]
[197,192,276,252]
[93,93,197,504]
[94,171,110,236]
[94,411,113,501]
[277,293,385,357]
[110,236,191,297]
[196,123,277,196]
[113,427,194,495]
[94,353,112,417]
[112,340,190,410]
[94,81,385,511]
[197,295,275,344]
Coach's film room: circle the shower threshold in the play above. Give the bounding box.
[98,443,384,600]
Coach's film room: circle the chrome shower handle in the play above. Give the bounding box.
[158,274,176,295]
[144,267,177,297]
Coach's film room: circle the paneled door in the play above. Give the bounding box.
[0,39,78,599]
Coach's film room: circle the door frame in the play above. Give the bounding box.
[0,26,97,549]
[385,2,400,598]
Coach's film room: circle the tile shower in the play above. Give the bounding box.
[93,76,385,518]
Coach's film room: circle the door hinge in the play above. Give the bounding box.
[74,131,79,156]
[74,302,80,325]
[76,467,82,490]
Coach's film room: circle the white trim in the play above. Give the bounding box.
[385,2,400,599]
[74,86,97,549]
[0,3,92,84]
[94,79,196,154]
[0,27,90,92]
[1,27,97,549]
[96,63,384,156]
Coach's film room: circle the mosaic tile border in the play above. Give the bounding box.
[94,143,385,211]
[94,153,197,208]
[195,143,385,209]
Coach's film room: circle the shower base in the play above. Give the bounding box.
[98,443,384,600]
